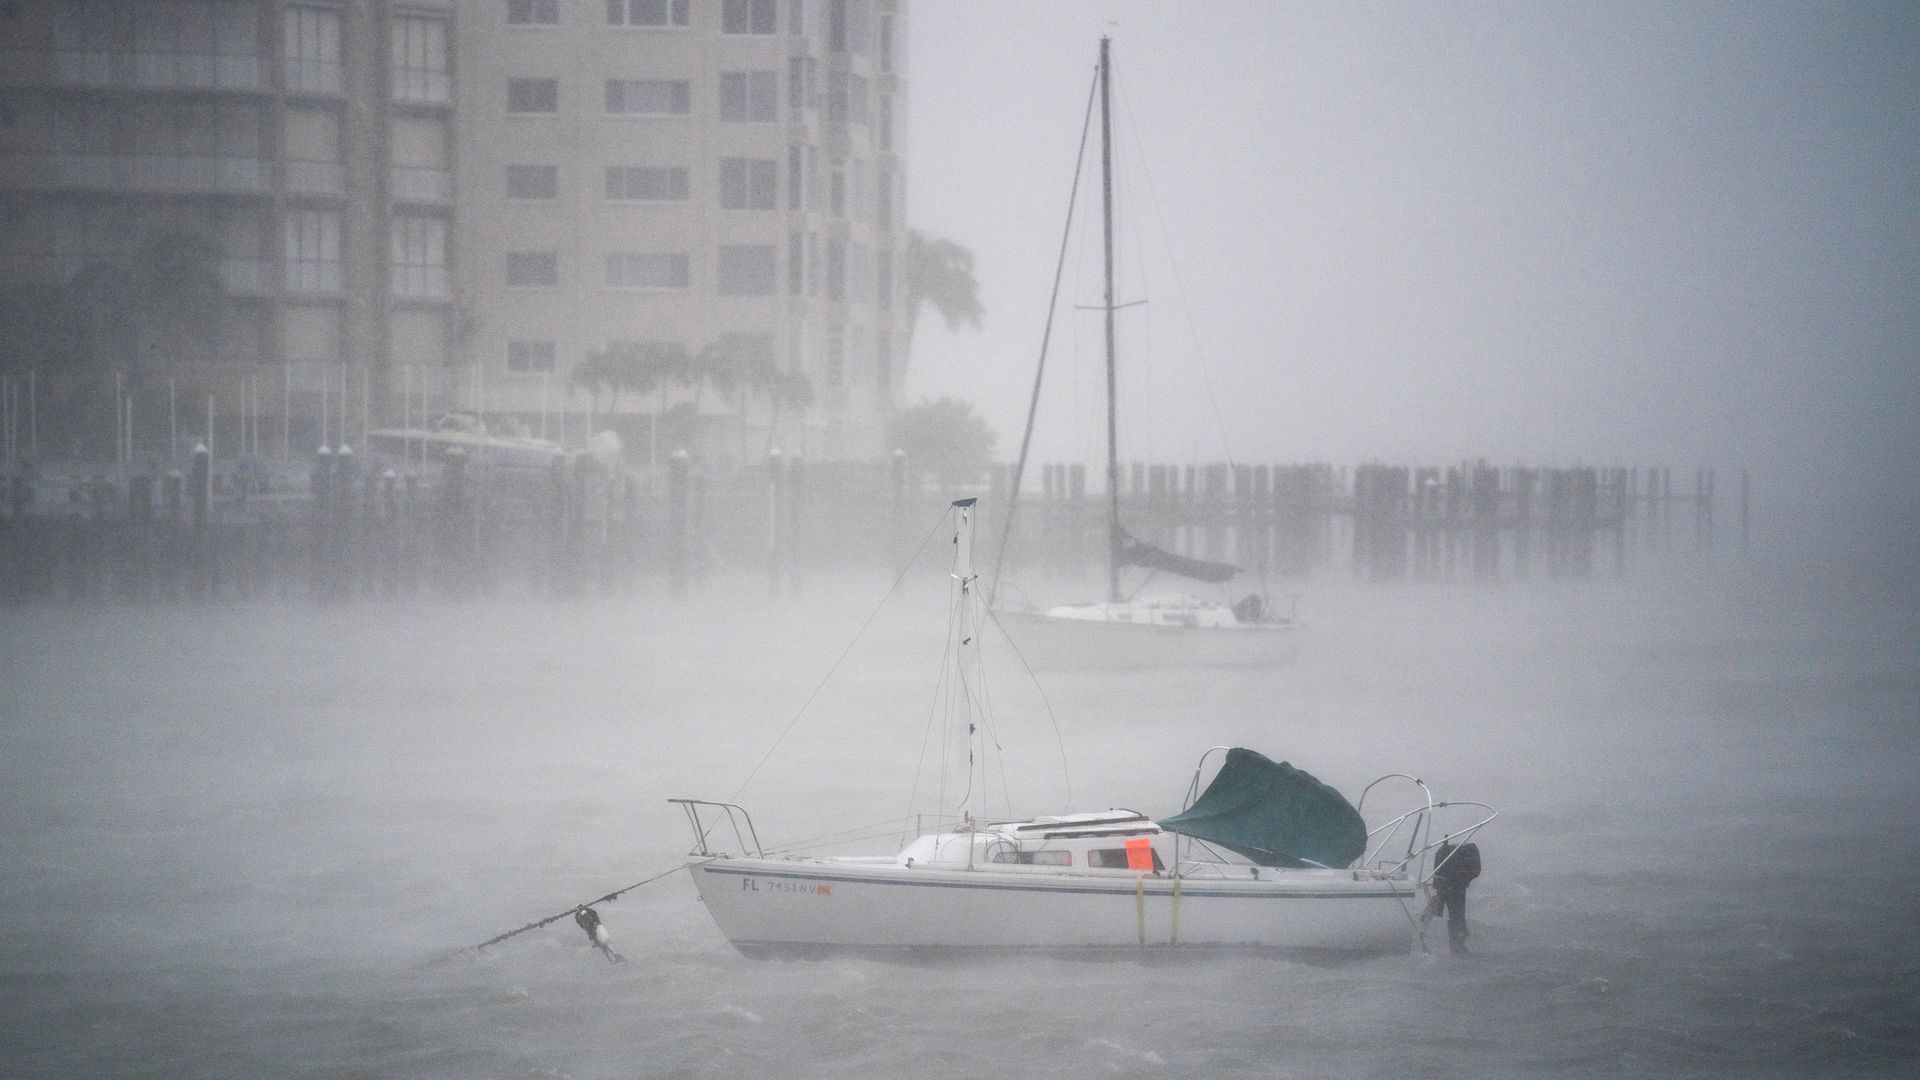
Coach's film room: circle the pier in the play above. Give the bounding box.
[0,446,1742,604]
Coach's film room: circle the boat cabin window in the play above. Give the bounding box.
[990,849,1071,866]
[1090,847,1164,871]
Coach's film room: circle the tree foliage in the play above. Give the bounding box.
[890,397,996,487]
[902,230,984,367]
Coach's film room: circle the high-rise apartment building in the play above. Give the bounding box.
[0,0,458,424]
[458,0,909,464]
[0,0,903,464]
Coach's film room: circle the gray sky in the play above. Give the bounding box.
[901,1,1918,560]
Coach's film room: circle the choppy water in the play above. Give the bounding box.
[2,567,1916,1078]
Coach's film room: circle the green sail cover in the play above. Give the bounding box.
[1159,748,1368,869]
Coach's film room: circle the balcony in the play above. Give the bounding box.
[45,154,270,196]
[285,60,345,97]
[129,155,270,194]
[286,160,346,197]
[54,50,265,92]
[389,166,453,203]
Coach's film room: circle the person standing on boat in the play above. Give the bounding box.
[1424,837,1481,954]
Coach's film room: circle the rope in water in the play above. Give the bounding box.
[442,861,704,959]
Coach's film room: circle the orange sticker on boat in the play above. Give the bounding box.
[1125,837,1154,871]
[816,884,832,896]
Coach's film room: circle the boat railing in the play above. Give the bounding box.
[669,798,764,858]
[1354,774,1495,882]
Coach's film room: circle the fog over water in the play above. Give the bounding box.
[905,1,1920,584]
[3,563,1917,1077]
[5,2,1920,1077]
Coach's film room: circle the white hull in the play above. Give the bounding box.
[688,857,1415,959]
[994,607,1300,670]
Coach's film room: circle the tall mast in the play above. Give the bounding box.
[1099,36,1121,604]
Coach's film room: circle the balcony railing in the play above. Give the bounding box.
[286,160,346,197]
[286,60,345,96]
[54,50,264,91]
[390,265,448,299]
[47,154,269,195]
[389,166,453,202]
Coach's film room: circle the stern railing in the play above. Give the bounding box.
[669,798,764,858]
[1356,774,1495,883]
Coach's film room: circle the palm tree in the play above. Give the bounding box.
[902,229,984,368]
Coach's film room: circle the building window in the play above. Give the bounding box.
[605,252,690,289]
[829,165,845,217]
[505,251,559,287]
[608,0,689,27]
[506,164,559,200]
[875,330,892,389]
[717,245,776,296]
[508,0,559,26]
[878,94,893,151]
[826,238,844,302]
[879,12,894,72]
[508,77,559,113]
[825,327,843,387]
[876,169,892,229]
[285,7,344,94]
[392,16,450,103]
[828,0,845,52]
[788,231,804,296]
[848,73,869,125]
[719,71,778,122]
[285,209,342,293]
[131,1,262,90]
[787,145,803,210]
[607,79,690,116]
[508,340,557,372]
[722,0,777,34]
[391,215,447,297]
[827,70,847,125]
[847,241,871,303]
[789,0,806,36]
[605,165,689,201]
[875,247,893,308]
[719,158,777,211]
[845,0,870,55]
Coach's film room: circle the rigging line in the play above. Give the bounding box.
[981,604,1072,810]
[990,63,1100,601]
[951,586,1012,820]
[1113,64,1238,470]
[904,569,962,844]
[730,508,948,802]
[766,815,922,851]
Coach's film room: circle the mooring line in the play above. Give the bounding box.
[434,861,706,963]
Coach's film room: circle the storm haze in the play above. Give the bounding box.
[904,1,1919,582]
[3,2,1919,1078]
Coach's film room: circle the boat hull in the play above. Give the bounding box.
[688,857,1416,959]
[994,608,1300,669]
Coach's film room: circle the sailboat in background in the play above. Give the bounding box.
[993,38,1300,668]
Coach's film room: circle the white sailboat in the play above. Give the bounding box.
[993,38,1299,668]
[671,497,1493,959]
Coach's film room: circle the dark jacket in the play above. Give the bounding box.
[1433,841,1481,890]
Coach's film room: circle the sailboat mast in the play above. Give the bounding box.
[1099,36,1121,605]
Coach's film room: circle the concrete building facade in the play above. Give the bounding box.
[457,0,909,467]
[0,0,458,447]
[0,0,905,465]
